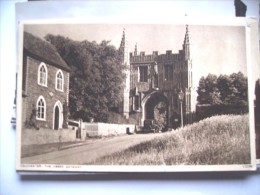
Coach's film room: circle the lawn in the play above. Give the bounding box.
[88,114,251,165]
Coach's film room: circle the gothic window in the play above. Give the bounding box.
[38,62,48,86]
[154,74,159,88]
[134,95,139,110]
[56,70,64,91]
[139,66,148,82]
[164,65,173,81]
[36,96,46,120]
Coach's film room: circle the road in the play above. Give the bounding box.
[21,133,164,165]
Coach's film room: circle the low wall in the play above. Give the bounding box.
[22,123,135,145]
[83,123,135,138]
[21,129,77,146]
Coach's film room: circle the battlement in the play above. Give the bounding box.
[130,52,156,64]
[130,49,184,64]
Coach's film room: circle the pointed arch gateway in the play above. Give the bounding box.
[141,91,169,131]
[53,101,63,130]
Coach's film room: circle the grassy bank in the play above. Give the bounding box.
[88,114,251,165]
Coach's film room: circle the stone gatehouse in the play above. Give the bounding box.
[119,26,196,129]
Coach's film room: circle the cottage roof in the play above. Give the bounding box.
[23,31,70,72]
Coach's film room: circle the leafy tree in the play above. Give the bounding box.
[197,74,221,105]
[217,74,232,105]
[197,72,248,106]
[229,72,248,106]
[197,76,207,104]
[45,34,126,122]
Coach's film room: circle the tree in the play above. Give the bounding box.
[229,72,248,106]
[197,72,248,106]
[45,34,126,122]
[217,74,232,105]
[197,74,221,105]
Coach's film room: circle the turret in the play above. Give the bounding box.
[119,29,130,118]
[134,43,138,56]
[181,25,193,89]
[181,25,196,123]
[119,28,129,65]
[183,25,191,61]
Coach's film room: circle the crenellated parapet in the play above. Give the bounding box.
[120,25,196,128]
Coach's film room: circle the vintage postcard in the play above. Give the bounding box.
[16,18,258,172]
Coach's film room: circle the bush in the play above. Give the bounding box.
[196,104,248,121]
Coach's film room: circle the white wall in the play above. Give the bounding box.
[84,123,135,137]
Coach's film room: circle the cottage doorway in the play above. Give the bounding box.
[54,106,59,130]
[53,101,63,130]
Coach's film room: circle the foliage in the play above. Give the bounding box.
[197,74,221,105]
[107,111,140,124]
[62,100,68,129]
[87,114,250,165]
[25,105,39,130]
[197,72,248,106]
[196,104,248,121]
[45,34,126,122]
[153,101,167,132]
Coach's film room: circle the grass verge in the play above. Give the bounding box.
[87,114,251,165]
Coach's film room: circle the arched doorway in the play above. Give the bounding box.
[141,92,168,131]
[53,101,63,130]
[54,106,60,130]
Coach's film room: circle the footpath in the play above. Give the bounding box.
[21,133,163,165]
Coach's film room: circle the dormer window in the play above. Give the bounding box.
[56,70,64,91]
[38,62,48,86]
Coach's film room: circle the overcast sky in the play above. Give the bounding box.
[24,23,248,89]
[15,0,259,96]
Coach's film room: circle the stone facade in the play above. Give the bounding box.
[119,26,196,129]
[22,32,70,130]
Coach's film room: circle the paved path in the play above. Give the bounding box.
[21,133,164,165]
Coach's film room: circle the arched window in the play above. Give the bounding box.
[56,70,64,91]
[36,96,46,120]
[38,62,48,86]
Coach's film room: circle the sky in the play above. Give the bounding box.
[24,23,248,90]
[16,0,259,92]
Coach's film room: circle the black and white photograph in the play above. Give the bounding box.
[16,20,257,172]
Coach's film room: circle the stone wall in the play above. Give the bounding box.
[21,129,77,146]
[83,123,135,138]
